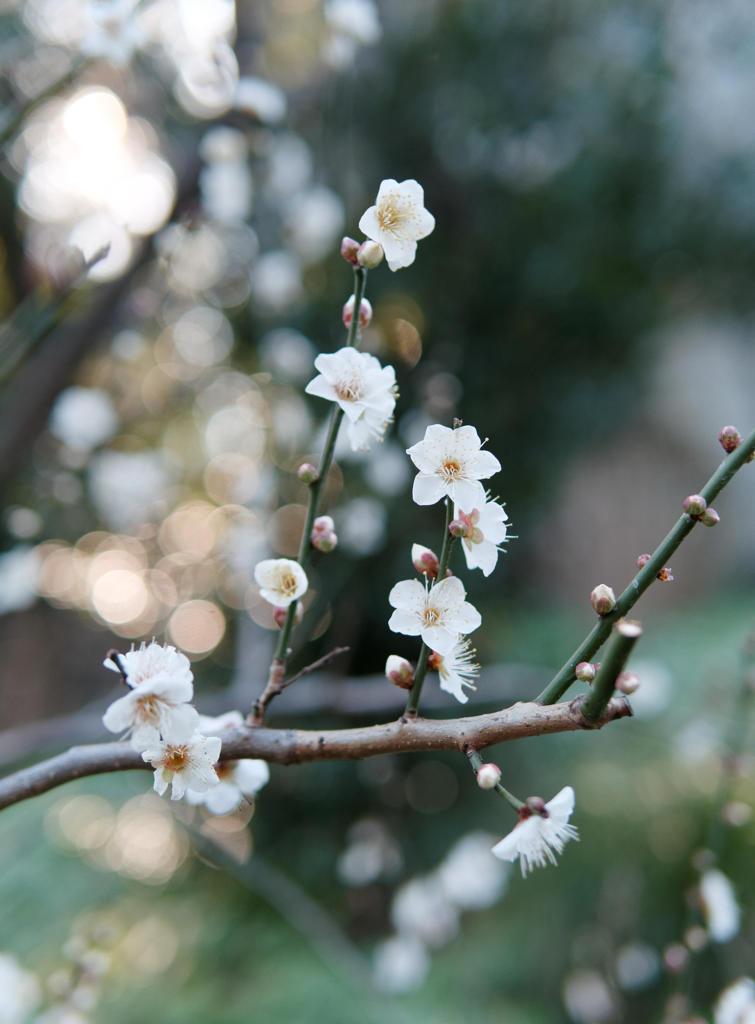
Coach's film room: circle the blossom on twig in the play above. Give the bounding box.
[185,712,270,815]
[453,497,509,576]
[388,576,481,656]
[358,179,435,271]
[305,346,397,450]
[491,786,579,876]
[428,637,480,704]
[406,424,501,512]
[254,558,308,607]
[142,731,221,801]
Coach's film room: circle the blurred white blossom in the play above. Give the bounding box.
[372,934,429,994]
[714,977,755,1024]
[0,952,40,1024]
[49,386,118,451]
[88,450,174,529]
[701,868,741,943]
[185,712,269,814]
[436,832,508,909]
[0,546,40,616]
[390,876,459,948]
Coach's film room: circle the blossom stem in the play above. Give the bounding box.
[537,427,755,705]
[257,267,369,720]
[466,749,525,812]
[403,499,455,717]
[580,619,642,722]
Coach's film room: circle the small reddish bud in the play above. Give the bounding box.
[718,425,742,454]
[312,515,335,535]
[616,671,640,695]
[699,507,720,527]
[575,661,596,683]
[297,462,319,484]
[636,553,651,569]
[656,567,674,582]
[273,603,303,629]
[427,650,443,672]
[662,943,689,974]
[340,236,360,264]
[312,530,338,553]
[448,518,469,539]
[411,543,439,580]
[357,240,384,269]
[476,763,501,790]
[342,294,373,329]
[683,494,707,517]
[385,655,414,690]
[590,584,616,616]
[525,796,547,816]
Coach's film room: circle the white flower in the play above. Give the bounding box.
[254,558,308,607]
[406,424,501,512]
[701,868,741,943]
[102,642,199,750]
[305,347,397,451]
[436,832,509,910]
[390,876,459,948]
[492,786,579,876]
[81,0,143,65]
[372,934,429,994]
[454,498,509,576]
[358,179,434,271]
[142,731,222,801]
[388,576,481,656]
[185,711,270,814]
[429,637,479,704]
[715,978,755,1024]
[49,386,118,451]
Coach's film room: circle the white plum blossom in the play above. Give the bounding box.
[305,347,397,451]
[454,497,509,576]
[701,868,741,943]
[429,637,480,704]
[436,832,509,910]
[406,424,501,512]
[714,978,755,1024]
[185,711,270,814]
[142,731,222,801]
[359,179,435,271]
[388,576,481,656]
[254,558,308,608]
[372,934,430,994]
[492,786,579,876]
[102,642,199,750]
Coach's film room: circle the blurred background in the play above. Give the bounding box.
[0,0,753,1021]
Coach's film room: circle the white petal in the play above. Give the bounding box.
[161,703,201,744]
[388,608,422,637]
[234,759,271,794]
[421,624,456,655]
[388,578,425,610]
[412,474,446,506]
[452,479,487,514]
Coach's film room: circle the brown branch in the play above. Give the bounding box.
[0,697,632,811]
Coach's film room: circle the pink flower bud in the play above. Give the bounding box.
[525,796,547,816]
[297,462,319,484]
[448,518,469,539]
[590,584,616,616]
[700,507,720,527]
[357,240,384,269]
[718,425,742,454]
[616,671,640,694]
[312,515,335,535]
[575,661,596,683]
[342,294,373,329]
[636,553,651,569]
[340,237,360,265]
[273,603,304,628]
[683,494,707,517]
[312,530,338,553]
[385,655,415,690]
[656,567,674,582]
[411,543,439,580]
[476,763,501,790]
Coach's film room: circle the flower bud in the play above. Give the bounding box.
[340,236,360,265]
[357,240,384,269]
[342,294,373,329]
[385,655,414,690]
[312,530,338,553]
[312,515,335,535]
[448,518,469,539]
[411,543,439,580]
[590,584,616,616]
[718,425,742,454]
[662,943,689,974]
[273,603,304,628]
[525,796,547,816]
[636,553,651,569]
[700,507,720,527]
[297,462,319,484]
[575,661,596,683]
[476,763,501,790]
[616,671,640,695]
[683,494,707,517]
[657,567,674,582]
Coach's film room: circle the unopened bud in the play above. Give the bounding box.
[700,507,720,527]
[657,567,674,582]
[385,655,414,690]
[298,462,319,484]
[575,661,596,683]
[273,603,304,629]
[342,294,373,329]
[411,543,439,579]
[662,943,689,974]
[525,796,547,816]
[476,763,501,790]
[636,553,651,569]
[340,236,360,265]
[590,584,616,616]
[718,425,742,454]
[616,671,640,695]
[357,240,384,269]
[448,518,469,539]
[683,494,707,517]
[312,530,338,553]
[427,650,443,672]
[312,515,335,535]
